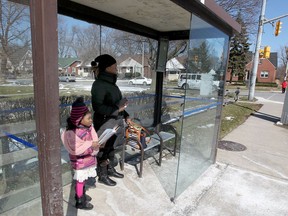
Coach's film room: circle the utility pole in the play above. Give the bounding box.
[248,0,288,100]
[248,0,266,101]
[280,49,288,124]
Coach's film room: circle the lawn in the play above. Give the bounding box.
[220,102,263,139]
[0,86,34,95]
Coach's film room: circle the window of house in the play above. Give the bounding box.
[260,71,269,78]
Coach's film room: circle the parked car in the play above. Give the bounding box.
[128,77,152,86]
[59,73,76,82]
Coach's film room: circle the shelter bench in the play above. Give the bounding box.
[119,123,177,177]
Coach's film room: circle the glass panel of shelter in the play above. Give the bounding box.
[0,1,42,214]
[175,14,230,197]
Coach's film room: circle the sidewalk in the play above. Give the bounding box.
[2,97,288,216]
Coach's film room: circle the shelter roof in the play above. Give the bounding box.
[58,0,241,40]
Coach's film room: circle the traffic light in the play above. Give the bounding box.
[275,20,282,36]
[259,49,264,58]
[264,46,271,59]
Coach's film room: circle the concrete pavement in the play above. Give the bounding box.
[2,96,288,216]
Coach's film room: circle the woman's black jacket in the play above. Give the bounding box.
[91,71,129,131]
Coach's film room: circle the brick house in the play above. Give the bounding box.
[58,58,81,75]
[226,52,278,83]
[246,57,277,83]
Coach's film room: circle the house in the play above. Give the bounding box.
[117,54,152,79]
[165,57,185,81]
[1,47,33,77]
[246,57,277,83]
[76,60,94,78]
[226,52,278,83]
[58,58,81,75]
[17,50,33,74]
[118,56,143,79]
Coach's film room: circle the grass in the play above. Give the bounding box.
[0,86,34,95]
[220,102,263,139]
[0,84,264,141]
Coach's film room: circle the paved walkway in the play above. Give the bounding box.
[172,97,288,216]
[2,97,288,216]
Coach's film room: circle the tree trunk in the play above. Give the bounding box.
[0,54,7,83]
[229,69,233,83]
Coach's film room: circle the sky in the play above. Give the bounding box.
[260,0,288,54]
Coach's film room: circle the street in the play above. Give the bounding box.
[2,78,286,103]
[238,90,285,103]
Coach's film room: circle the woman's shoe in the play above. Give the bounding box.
[98,163,117,186]
[107,165,124,178]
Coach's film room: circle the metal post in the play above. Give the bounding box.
[248,0,267,101]
[30,0,64,215]
[142,42,145,77]
[153,38,169,126]
[281,50,288,124]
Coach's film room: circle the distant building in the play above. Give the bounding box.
[0,47,33,77]
[165,57,185,81]
[117,55,152,78]
[58,58,81,75]
[226,52,278,83]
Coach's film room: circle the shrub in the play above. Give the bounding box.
[255,82,278,87]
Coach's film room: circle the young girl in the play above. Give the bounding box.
[61,97,99,210]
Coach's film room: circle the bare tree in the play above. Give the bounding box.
[279,46,288,67]
[0,0,30,82]
[215,0,261,35]
[278,46,288,81]
[58,16,77,58]
[71,25,101,63]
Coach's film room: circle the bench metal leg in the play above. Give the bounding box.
[139,147,144,178]
[120,141,126,171]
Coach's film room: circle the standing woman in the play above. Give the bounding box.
[91,54,129,186]
[282,80,287,94]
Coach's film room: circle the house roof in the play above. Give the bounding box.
[166,57,185,71]
[268,52,278,68]
[4,46,30,67]
[119,57,142,67]
[246,58,276,71]
[58,58,80,68]
[117,54,150,67]
[247,51,278,68]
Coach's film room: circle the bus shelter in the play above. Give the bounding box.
[0,0,240,215]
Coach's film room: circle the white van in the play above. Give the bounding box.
[177,73,219,89]
[178,73,202,89]
[59,73,76,82]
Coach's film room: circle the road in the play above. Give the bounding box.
[2,78,287,103]
[59,79,151,92]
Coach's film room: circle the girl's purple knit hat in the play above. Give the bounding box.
[70,97,89,126]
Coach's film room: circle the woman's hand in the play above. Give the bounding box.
[119,102,128,112]
[125,118,132,125]
[118,98,128,112]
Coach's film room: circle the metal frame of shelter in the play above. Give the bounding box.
[27,0,240,215]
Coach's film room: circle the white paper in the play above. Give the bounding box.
[98,125,120,145]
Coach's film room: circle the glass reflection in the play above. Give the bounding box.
[175,14,229,197]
